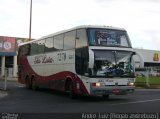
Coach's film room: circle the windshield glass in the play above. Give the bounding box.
[88,28,131,47]
[90,50,134,78]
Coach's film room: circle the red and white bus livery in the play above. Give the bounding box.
[18,25,137,98]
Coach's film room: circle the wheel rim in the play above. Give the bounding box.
[69,82,73,98]
[25,77,31,89]
[32,79,36,90]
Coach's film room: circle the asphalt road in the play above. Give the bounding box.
[0,80,160,115]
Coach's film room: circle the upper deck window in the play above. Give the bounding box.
[88,28,131,48]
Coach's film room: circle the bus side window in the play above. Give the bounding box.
[64,30,76,50]
[37,40,45,54]
[18,44,30,56]
[45,37,54,52]
[30,42,38,55]
[76,29,88,48]
[54,34,64,50]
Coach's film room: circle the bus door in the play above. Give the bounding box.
[75,47,89,77]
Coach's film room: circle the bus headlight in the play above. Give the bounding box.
[92,82,101,87]
[128,82,134,86]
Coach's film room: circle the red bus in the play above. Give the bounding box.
[17,25,140,98]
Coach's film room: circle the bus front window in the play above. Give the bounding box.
[88,28,131,48]
[90,50,134,78]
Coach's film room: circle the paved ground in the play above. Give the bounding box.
[0,90,8,98]
[1,80,160,119]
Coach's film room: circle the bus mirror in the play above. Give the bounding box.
[76,37,79,40]
[89,49,94,68]
[135,51,144,68]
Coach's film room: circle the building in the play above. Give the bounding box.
[134,48,160,67]
[134,48,160,76]
[0,36,29,78]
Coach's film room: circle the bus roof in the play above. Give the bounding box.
[18,25,126,47]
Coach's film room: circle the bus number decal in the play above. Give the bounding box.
[57,53,66,61]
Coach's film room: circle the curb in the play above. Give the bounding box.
[0,90,8,98]
[136,85,160,89]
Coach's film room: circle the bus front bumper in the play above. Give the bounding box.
[90,86,135,96]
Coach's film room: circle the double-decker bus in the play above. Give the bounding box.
[18,25,139,98]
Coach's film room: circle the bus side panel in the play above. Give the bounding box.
[47,71,89,95]
[18,52,89,95]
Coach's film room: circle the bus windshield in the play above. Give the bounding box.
[90,50,135,78]
[88,28,131,47]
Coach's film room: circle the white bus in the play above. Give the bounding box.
[18,25,138,98]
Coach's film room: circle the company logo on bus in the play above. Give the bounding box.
[153,53,159,61]
[34,55,54,64]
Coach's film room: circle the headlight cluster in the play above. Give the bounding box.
[128,82,134,86]
[92,82,101,87]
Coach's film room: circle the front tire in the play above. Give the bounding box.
[69,81,76,99]
[102,95,109,99]
[25,76,31,89]
[31,78,38,90]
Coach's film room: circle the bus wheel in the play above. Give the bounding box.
[25,76,31,89]
[69,81,76,99]
[31,78,38,90]
[102,95,109,99]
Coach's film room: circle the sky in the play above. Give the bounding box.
[0,0,160,50]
